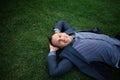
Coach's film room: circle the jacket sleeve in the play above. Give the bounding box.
[47,55,73,77]
[53,20,73,32]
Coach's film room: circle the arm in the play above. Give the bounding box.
[47,45,73,77]
[54,20,101,34]
[47,55,73,77]
[54,20,73,32]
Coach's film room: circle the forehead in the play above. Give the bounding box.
[52,33,61,38]
[52,33,59,41]
[51,33,59,45]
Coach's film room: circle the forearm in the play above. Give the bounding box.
[47,52,73,77]
[54,20,73,32]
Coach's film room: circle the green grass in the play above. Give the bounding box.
[0,0,120,80]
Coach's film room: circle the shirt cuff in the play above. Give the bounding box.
[48,51,56,56]
[54,28,60,33]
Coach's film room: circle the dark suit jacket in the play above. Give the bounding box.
[47,20,111,80]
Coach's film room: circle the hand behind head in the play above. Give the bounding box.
[49,44,59,52]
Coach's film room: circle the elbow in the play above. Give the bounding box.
[49,71,59,77]
[49,72,57,77]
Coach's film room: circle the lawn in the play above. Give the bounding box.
[0,0,120,80]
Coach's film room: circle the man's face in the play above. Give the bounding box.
[51,32,73,48]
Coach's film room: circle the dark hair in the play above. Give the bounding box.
[48,33,60,48]
[48,35,54,45]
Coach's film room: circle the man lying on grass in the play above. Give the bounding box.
[47,20,120,80]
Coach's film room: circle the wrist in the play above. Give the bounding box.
[48,51,56,56]
[50,49,56,52]
[54,28,60,33]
